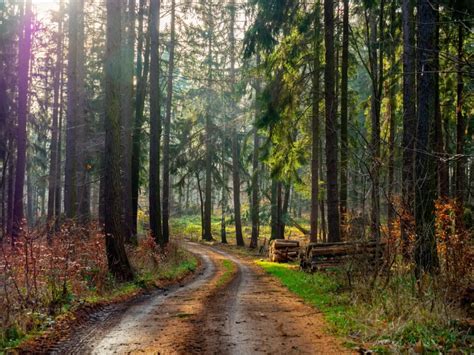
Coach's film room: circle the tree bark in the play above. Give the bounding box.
[104,0,133,281]
[455,24,465,208]
[131,0,150,235]
[339,0,349,231]
[434,10,448,199]
[387,0,396,232]
[149,0,163,244]
[324,0,340,242]
[367,1,383,243]
[229,0,244,246]
[249,68,261,249]
[121,0,136,242]
[203,0,214,241]
[414,0,439,276]
[401,0,416,257]
[310,2,321,243]
[47,0,64,228]
[65,0,87,222]
[12,0,32,238]
[162,0,176,244]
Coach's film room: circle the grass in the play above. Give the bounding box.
[216,259,236,287]
[256,261,472,353]
[257,261,356,337]
[170,215,308,244]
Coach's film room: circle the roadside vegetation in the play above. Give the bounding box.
[258,261,471,353]
[0,225,196,351]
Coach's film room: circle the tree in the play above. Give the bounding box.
[121,0,136,241]
[339,0,349,228]
[149,0,163,244]
[104,0,133,281]
[162,0,176,244]
[131,0,150,236]
[455,24,466,212]
[229,0,244,247]
[310,2,321,243]
[249,61,261,249]
[324,0,340,242]
[401,0,416,256]
[64,0,87,222]
[47,0,64,228]
[387,0,398,231]
[202,0,214,241]
[414,0,439,276]
[12,0,32,238]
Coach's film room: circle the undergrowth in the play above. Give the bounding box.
[257,261,472,353]
[0,224,196,351]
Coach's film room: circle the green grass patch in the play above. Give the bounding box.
[256,261,472,353]
[156,257,198,280]
[216,259,236,287]
[256,261,355,337]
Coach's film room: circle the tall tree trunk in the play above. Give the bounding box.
[310,2,321,243]
[414,0,439,276]
[12,0,32,238]
[55,62,65,219]
[229,0,244,246]
[455,24,465,209]
[324,0,340,242]
[202,0,214,241]
[319,138,327,242]
[104,0,133,281]
[65,0,86,221]
[149,0,163,244]
[220,134,227,244]
[455,24,465,232]
[401,0,416,257]
[0,73,7,238]
[387,1,396,232]
[249,71,261,249]
[47,0,64,228]
[76,0,88,224]
[280,184,290,238]
[162,0,175,244]
[131,0,150,235]
[434,10,448,199]
[26,161,34,226]
[7,155,14,237]
[367,1,383,243]
[121,0,136,241]
[270,179,279,240]
[339,0,349,231]
[196,172,204,239]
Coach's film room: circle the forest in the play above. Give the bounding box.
[0,0,473,353]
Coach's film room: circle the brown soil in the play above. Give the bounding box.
[19,242,351,354]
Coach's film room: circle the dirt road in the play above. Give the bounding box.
[50,242,349,354]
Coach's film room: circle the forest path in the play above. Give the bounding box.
[52,242,349,354]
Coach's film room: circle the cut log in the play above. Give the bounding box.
[269,239,301,263]
[300,239,386,271]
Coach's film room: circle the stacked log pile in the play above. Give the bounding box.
[269,239,300,262]
[300,240,385,271]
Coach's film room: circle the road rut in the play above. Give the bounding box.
[50,242,349,354]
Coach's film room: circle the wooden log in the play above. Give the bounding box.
[272,239,299,247]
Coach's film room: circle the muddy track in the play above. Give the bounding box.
[43,242,350,354]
